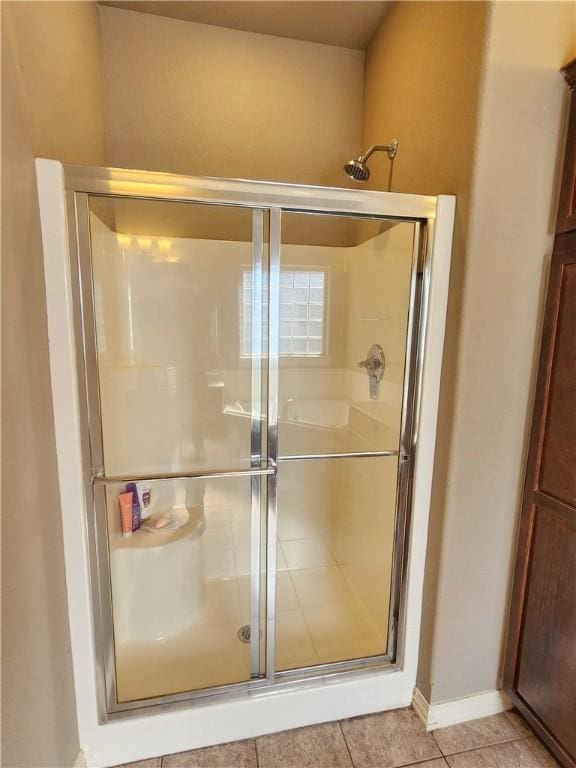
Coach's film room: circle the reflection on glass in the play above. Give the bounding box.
[106,475,261,702]
[88,197,265,477]
[275,457,396,670]
[277,214,415,458]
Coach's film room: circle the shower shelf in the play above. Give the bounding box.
[111,506,205,551]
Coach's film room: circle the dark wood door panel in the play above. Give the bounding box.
[539,262,576,506]
[558,66,576,232]
[506,58,576,768]
[516,503,576,758]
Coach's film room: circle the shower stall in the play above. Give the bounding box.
[37,161,454,765]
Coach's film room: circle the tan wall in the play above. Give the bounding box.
[421,0,576,704]
[365,0,575,704]
[362,1,489,700]
[366,0,575,704]
[98,5,364,186]
[1,2,106,765]
[363,1,487,202]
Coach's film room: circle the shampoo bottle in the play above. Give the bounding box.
[125,482,141,531]
[136,482,152,520]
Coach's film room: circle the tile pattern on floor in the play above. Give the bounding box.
[445,739,543,767]
[340,708,442,767]
[433,713,521,755]
[257,722,353,767]
[163,739,257,767]
[115,708,562,768]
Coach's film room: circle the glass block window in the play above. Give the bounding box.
[241,269,326,357]
[279,270,325,356]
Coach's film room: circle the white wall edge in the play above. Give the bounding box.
[73,751,87,768]
[36,157,455,767]
[412,687,513,731]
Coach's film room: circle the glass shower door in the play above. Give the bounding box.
[81,191,422,708]
[86,196,269,703]
[274,212,419,671]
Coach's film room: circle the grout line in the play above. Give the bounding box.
[276,556,321,667]
[398,757,449,767]
[319,538,389,647]
[287,560,386,664]
[439,741,532,767]
[435,733,534,758]
[254,736,260,768]
[285,564,304,611]
[338,720,356,768]
[430,730,443,756]
[293,598,322,666]
[282,561,323,666]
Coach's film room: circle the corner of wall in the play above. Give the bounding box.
[420,0,576,706]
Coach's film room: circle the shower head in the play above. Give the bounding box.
[343,158,370,182]
[343,139,399,184]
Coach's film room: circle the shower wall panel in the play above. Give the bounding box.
[90,212,254,478]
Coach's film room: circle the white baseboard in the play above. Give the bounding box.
[412,687,512,731]
[412,687,433,727]
[73,750,87,768]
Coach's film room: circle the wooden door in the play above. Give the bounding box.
[504,59,576,768]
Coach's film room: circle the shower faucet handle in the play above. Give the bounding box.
[357,357,382,372]
[357,345,384,374]
[357,344,385,400]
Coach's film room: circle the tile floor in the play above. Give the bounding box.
[114,708,561,768]
[115,494,390,701]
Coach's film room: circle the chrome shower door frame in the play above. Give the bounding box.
[62,163,438,720]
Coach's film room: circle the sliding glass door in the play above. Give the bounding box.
[77,191,422,711]
[275,213,417,671]
[86,196,270,703]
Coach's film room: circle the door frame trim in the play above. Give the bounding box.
[62,163,437,220]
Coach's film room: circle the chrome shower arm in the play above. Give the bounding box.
[361,140,399,163]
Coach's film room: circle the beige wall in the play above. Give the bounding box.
[420,0,576,704]
[364,0,575,704]
[362,0,489,701]
[99,5,364,186]
[363,1,487,203]
[1,2,106,766]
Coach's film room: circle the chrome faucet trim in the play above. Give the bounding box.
[358,344,385,399]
